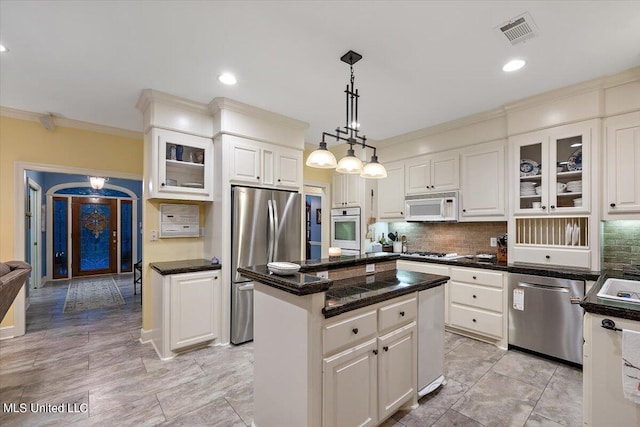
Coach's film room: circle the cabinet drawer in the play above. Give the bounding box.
[512,246,591,270]
[449,304,503,338]
[450,267,503,288]
[378,296,417,333]
[324,310,377,355]
[449,282,503,313]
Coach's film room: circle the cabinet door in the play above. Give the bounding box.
[378,321,416,421]
[261,146,275,186]
[460,141,505,218]
[154,128,213,201]
[170,271,219,350]
[332,173,346,207]
[343,174,361,207]
[377,161,405,219]
[323,338,378,427]
[431,153,459,191]
[276,148,302,189]
[605,112,640,215]
[229,139,261,184]
[511,131,548,214]
[405,156,431,194]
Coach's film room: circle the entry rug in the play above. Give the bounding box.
[63,277,125,313]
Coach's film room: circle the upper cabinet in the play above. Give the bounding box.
[332,173,362,208]
[604,111,640,218]
[460,140,506,220]
[148,128,213,201]
[405,152,459,195]
[510,120,596,216]
[377,161,405,220]
[228,136,303,190]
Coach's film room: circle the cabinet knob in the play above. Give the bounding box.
[383,346,389,352]
[161,182,165,187]
[550,205,555,210]
[352,328,359,335]
[545,255,551,259]
[472,295,477,299]
[214,276,218,280]
[472,319,477,323]
[610,203,616,208]
[472,276,477,280]
[400,212,403,215]
[372,349,378,355]
[399,311,405,317]
[278,179,281,182]
[541,206,546,210]
[257,176,260,180]
[462,209,466,213]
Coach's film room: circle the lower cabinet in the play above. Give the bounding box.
[322,295,418,427]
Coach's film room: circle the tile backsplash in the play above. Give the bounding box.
[601,220,640,270]
[389,221,507,255]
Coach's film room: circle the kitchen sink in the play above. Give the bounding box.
[596,278,640,304]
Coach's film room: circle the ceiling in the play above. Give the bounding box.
[1,1,639,146]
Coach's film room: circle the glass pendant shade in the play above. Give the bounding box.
[306,142,337,168]
[89,176,106,189]
[360,155,387,179]
[336,149,363,174]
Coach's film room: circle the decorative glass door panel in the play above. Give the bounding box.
[53,197,69,279]
[552,132,587,212]
[120,200,132,272]
[72,197,117,276]
[518,141,545,211]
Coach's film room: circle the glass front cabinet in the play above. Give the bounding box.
[149,128,213,201]
[511,121,593,216]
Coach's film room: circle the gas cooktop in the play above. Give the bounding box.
[403,252,467,260]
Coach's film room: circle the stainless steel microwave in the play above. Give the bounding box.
[405,191,458,222]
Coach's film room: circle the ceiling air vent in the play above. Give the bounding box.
[497,12,538,45]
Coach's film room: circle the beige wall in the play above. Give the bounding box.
[0,115,143,326]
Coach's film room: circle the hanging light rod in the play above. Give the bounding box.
[306,50,387,179]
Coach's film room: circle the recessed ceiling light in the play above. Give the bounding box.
[502,59,526,72]
[0,44,8,53]
[218,73,237,85]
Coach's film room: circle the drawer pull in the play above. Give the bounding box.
[352,328,359,335]
[472,276,477,280]
[372,349,378,355]
[472,294,477,299]
[399,311,405,317]
[610,203,616,208]
[383,346,389,352]
[545,255,550,259]
[472,318,477,323]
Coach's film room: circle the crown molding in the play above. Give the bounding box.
[380,108,505,147]
[209,97,309,130]
[0,106,142,139]
[135,89,210,115]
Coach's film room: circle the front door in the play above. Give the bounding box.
[72,197,117,276]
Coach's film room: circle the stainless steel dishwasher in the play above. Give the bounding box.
[508,273,585,365]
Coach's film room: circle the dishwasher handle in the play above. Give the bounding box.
[517,282,569,293]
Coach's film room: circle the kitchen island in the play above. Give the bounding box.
[238,254,449,427]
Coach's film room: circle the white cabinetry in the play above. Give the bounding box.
[151,269,221,359]
[460,140,506,220]
[322,295,417,427]
[510,121,595,215]
[405,152,459,195]
[583,312,640,426]
[148,128,213,201]
[332,173,362,207]
[377,161,405,220]
[604,111,640,218]
[228,136,303,189]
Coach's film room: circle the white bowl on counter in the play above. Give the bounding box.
[267,262,301,276]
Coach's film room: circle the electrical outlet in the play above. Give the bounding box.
[366,264,375,273]
[316,271,329,279]
[150,230,158,241]
[490,237,497,247]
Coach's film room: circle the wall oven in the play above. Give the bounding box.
[330,207,360,254]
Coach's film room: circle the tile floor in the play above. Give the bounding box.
[0,274,583,426]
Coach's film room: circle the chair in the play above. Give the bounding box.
[134,260,142,304]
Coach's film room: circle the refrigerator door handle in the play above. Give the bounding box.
[267,199,275,262]
[272,198,280,260]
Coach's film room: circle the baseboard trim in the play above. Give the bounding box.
[0,325,16,340]
[139,328,153,343]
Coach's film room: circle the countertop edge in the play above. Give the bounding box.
[580,272,640,322]
[298,253,401,273]
[238,267,332,296]
[150,259,222,276]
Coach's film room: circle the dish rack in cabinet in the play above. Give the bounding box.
[512,216,592,270]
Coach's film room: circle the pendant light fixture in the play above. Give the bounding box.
[89,176,107,190]
[306,50,386,179]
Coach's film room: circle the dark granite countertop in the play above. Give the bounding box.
[237,264,332,295]
[398,255,601,281]
[580,270,640,322]
[323,269,448,318]
[296,252,400,273]
[150,259,222,276]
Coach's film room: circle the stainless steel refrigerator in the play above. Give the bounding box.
[231,186,301,344]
